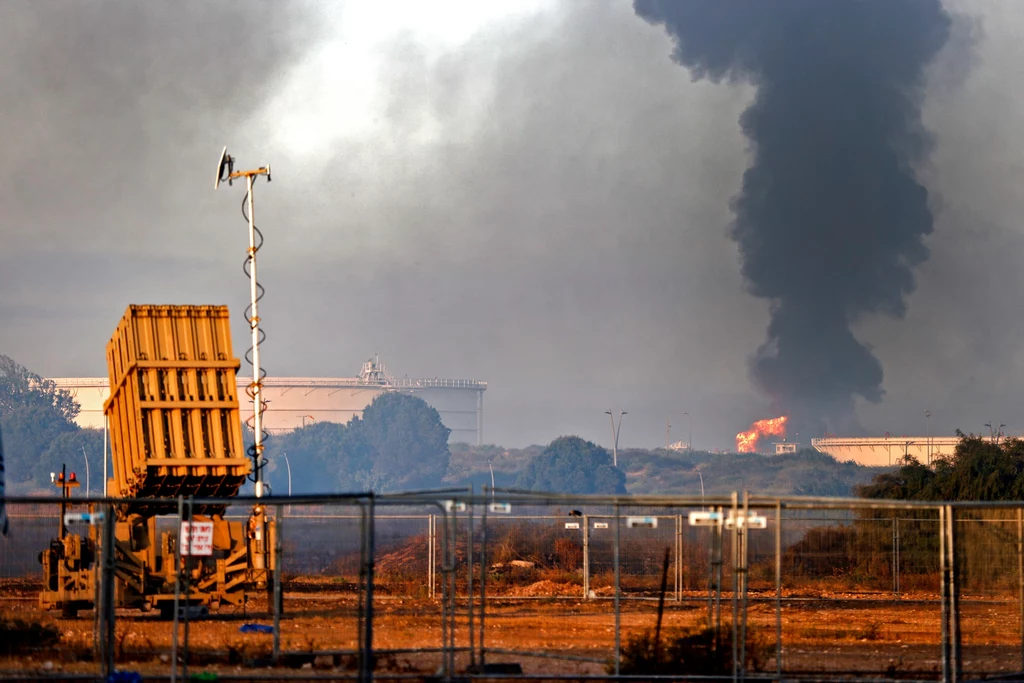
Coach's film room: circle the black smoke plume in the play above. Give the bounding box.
[635,1,951,434]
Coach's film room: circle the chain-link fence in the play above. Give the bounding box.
[3,491,1024,680]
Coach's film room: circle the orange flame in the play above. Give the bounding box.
[735,415,788,453]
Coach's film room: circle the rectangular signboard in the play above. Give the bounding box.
[180,521,214,556]
[488,502,512,514]
[64,511,106,526]
[725,515,768,530]
[593,522,609,529]
[688,511,721,526]
[564,522,580,529]
[626,516,658,529]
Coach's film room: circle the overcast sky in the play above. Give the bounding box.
[2,0,1022,450]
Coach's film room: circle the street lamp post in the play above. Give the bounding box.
[81,446,90,498]
[282,451,292,497]
[695,466,705,510]
[487,460,496,500]
[605,410,627,467]
[301,415,315,428]
[925,410,931,464]
[984,422,1004,443]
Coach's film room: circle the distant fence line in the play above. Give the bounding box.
[3,490,1024,682]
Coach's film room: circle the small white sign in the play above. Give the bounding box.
[688,511,722,527]
[64,511,105,526]
[593,522,609,529]
[725,514,768,530]
[180,521,214,556]
[488,502,512,514]
[626,516,658,529]
[564,522,580,529]
[444,501,467,513]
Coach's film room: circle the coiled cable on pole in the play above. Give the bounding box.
[241,190,269,484]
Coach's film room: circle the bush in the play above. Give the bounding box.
[0,619,61,655]
[613,622,769,676]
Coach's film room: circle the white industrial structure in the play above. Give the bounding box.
[50,356,487,445]
[811,435,1005,467]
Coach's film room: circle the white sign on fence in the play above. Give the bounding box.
[180,521,214,556]
[626,516,658,529]
[593,522,609,529]
[688,511,722,526]
[564,522,580,529]
[725,514,768,530]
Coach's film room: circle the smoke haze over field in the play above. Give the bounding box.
[1,1,1023,450]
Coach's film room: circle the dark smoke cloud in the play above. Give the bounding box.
[635,1,952,433]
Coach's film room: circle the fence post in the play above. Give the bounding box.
[467,487,475,669]
[479,501,488,668]
[731,491,740,683]
[360,495,376,683]
[949,506,961,683]
[171,497,183,683]
[775,500,782,679]
[429,514,435,599]
[940,505,949,683]
[895,516,901,598]
[182,496,195,682]
[583,514,590,599]
[613,503,621,676]
[100,501,116,680]
[892,516,898,597]
[448,506,457,678]
[738,491,750,682]
[1017,506,1023,671]
[272,503,284,665]
[675,513,683,602]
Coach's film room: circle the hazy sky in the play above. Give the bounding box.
[2,0,1022,450]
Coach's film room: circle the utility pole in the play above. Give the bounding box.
[666,418,671,451]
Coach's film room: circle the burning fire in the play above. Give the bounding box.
[736,415,788,453]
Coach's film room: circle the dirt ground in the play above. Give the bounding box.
[2,577,1023,679]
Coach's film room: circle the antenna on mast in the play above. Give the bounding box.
[214,147,272,498]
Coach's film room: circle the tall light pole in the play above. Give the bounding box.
[666,418,671,451]
[683,411,692,451]
[924,410,931,464]
[695,465,705,510]
[80,446,90,498]
[984,422,1004,442]
[215,147,272,499]
[605,409,627,467]
[301,415,315,428]
[282,451,292,497]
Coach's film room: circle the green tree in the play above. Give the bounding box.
[0,355,80,484]
[261,393,451,494]
[359,393,451,492]
[516,436,627,494]
[264,419,375,494]
[856,433,1024,502]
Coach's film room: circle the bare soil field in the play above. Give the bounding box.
[2,577,1023,680]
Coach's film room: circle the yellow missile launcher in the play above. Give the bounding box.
[40,305,275,618]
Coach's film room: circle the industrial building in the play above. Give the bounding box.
[50,356,487,445]
[811,435,1002,467]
